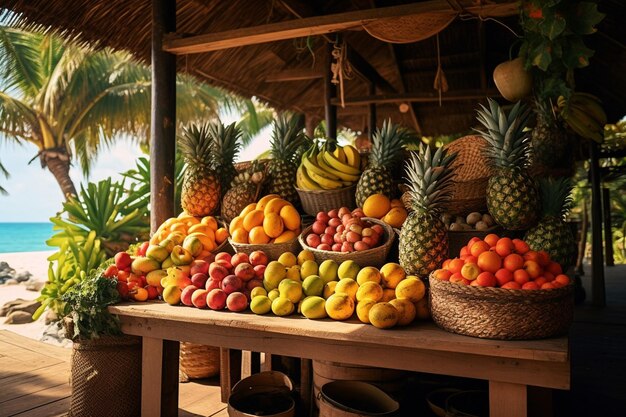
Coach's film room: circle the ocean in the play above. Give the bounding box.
[0,223,55,253]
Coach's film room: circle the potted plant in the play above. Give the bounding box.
[62,262,142,417]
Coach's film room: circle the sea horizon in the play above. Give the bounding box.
[0,222,55,253]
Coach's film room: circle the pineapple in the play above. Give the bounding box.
[221,161,266,223]
[524,177,576,270]
[178,124,221,216]
[399,144,457,278]
[266,114,306,206]
[531,100,572,177]
[476,99,540,230]
[355,120,410,207]
[209,121,242,193]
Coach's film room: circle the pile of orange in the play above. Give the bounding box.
[150,212,228,254]
[229,194,301,244]
[361,194,408,228]
[433,234,571,290]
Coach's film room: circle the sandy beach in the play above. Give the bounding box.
[0,250,68,345]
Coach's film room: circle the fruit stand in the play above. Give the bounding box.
[109,301,569,417]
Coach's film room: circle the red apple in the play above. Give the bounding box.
[249,251,269,266]
[328,209,339,218]
[253,264,266,277]
[316,211,331,223]
[334,232,343,244]
[191,272,209,288]
[207,288,227,310]
[231,253,250,267]
[320,233,334,246]
[145,285,159,300]
[191,289,209,308]
[190,260,209,276]
[338,207,351,218]
[226,292,248,312]
[336,225,345,234]
[115,252,132,270]
[341,213,353,224]
[103,264,118,278]
[215,252,232,263]
[181,285,199,306]
[209,263,229,280]
[306,234,321,248]
[332,243,342,252]
[234,262,255,282]
[221,275,243,294]
[205,277,221,291]
[246,279,263,290]
[312,221,326,234]
[346,231,360,243]
[353,241,370,251]
[341,242,354,252]
[215,259,233,271]
[328,217,341,228]
[318,244,332,251]
[116,281,130,299]
[325,226,336,235]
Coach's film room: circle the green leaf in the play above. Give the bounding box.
[539,13,566,40]
[567,3,605,35]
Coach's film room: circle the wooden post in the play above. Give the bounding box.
[324,42,337,140]
[150,0,177,233]
[589,142,605,307]
[368,82,376,140]
[602,187,614,266]
[152,2,179,416]
[305,114,316,138]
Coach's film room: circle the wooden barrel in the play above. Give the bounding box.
[312,360,408,407]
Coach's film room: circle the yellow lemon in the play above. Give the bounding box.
[267,289,280,301]
[355,282,383,303]
[334,278,359,301]
[301,296,327,319]
[271,296,295,316]
[356,266,382,285]
[389,298,417,326]
[302,275,324,297]
[381,288,396,302]
[300,260,319,279]
[250,296,272,315]
[250,287,268,298]
[297,249,315,265]
[380,263,406,289]
[286,265,301,281]
[337,260,360,280]
[263,261,286,290]
[356,299,376,324]
[278,279,303,303]
[318,259,339,283]
[369,302,399,329]
[323,281,337,299]
[278,252,297,267]
[395,276,426,302]
[414,297,430,320]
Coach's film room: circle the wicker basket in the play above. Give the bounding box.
[296,185,356,216]
[363,12,457,43]
[179,342,220,381]
[443,136,494,216]
[298,218,395,268]
[429,275,574,340]
[228,238,301,261]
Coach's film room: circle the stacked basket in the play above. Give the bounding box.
[443,135,494,216]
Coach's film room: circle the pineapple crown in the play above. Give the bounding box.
[404,143,457,214]
[370,119,412,168]
[209,121,242,168]
[539,177,573,219]
[178,123,213,167]
[270,113,306,164]
[475,99,532,171]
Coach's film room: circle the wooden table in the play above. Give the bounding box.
[109,302,570,417]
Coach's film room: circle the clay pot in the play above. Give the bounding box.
[493,58,533,102]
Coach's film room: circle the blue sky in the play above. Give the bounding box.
[0,119,271,223]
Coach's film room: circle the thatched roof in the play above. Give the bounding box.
[2,0,625,135]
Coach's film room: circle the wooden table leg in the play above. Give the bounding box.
[220,348,242,403]
[260,352,273,372]
[489,381,527,417]
[142,337,163,417]
[161,340,180,417]
[300,358,312,417]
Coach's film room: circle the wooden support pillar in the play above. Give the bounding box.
[305,114,316,138]
[368,82,376,139]
[602,187,614,267]
[152,2,179,416]
[150,0,177,233]
[589,142,605,307]
[324,42,337,140]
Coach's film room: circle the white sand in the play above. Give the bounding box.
[0,250,68,346]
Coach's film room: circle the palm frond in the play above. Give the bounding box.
[0,26,44,97]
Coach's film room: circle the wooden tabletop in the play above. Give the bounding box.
[109,301,568,363]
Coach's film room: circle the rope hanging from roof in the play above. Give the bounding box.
[433,34,449,107]
[331,40,353,108]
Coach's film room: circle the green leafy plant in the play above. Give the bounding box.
[519,0,604,100]
[62,261,122,340]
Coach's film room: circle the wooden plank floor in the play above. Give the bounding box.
[0,330,227,417]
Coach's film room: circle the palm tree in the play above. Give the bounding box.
[0,25,255,199]
[0,160,8,195]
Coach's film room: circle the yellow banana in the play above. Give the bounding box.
[343,145,361,169]
[302,154,342,181]
[316,153,360,182]
[571,98,607,126]
[565,109,603,142]
[333,146,347,164]
[322,150,361,175]
[297,166,322,190]
[569,107,603,134]
[307,169,344,189]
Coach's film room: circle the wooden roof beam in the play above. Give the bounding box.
[330,89,500,106]
[163,1,519,54]
[264,68,322,82]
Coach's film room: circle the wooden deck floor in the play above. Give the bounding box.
[1,264,625,417]
[0,330,227,417]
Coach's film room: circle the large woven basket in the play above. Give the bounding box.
[296,185,356,216]
[228,238,301,261]
[429,275,574,340]
[298,218,394,268]
[443,136,494,216]
[179,342,220,381]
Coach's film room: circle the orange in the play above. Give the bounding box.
[231,228,249,244]
[503,253,524,272]
[274,230,297,243]
[477,251,502,274]
[229,216,244,234]
[215,227,229,244]
[513,269,530,285]
[390,199,404,208]
[512,238,530,254]
[200,216,219,231]
[239,203,258,218]
[469,241,490,257]
[263,212,284,238]
[537,250,551,267]
[484,233,500,247]
[546,261,563,276]
[256,194,281,211]
[459,246,469,257]
[279,204,301,231]
[554,274,570,286]
[447,258,464,274]
[243,210,265,232]
[382,207,408,228]
[495,237,514,257]
[362,194,391,219]
[249,226,270,244]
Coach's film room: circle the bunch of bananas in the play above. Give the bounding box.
[558,92,607,143]
[296,142,362,190]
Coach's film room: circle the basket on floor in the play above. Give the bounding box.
[299,218,394,268]
[443,135,494,216]
[228,238,301,261]
[179,342,220,381]
[429,274,574,340]
[296,185,356,216]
